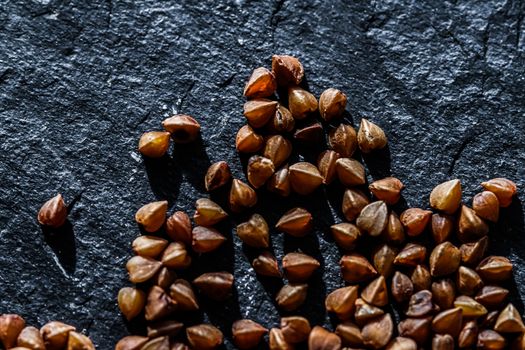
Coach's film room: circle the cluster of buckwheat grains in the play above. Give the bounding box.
[114,55,522,349]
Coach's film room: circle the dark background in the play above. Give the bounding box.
[0,0,524,348]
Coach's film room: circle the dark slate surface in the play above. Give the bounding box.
[1,0,524,348]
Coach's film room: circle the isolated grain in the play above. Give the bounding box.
[236,214,270,248]
[244,67,277,98]
[283,252,320,282]
[138,131,171,158]
[328,124,357,157]
[38,194,68,228]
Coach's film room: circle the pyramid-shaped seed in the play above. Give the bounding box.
[193,198,228,226]
[458,321,478,349]
[232,319,268,350]
[335,158,366,187]
[280,316,311,344]
[325,286,358,320]
[275,207,313,237]
[458,205,489,242]
[144,286,175,322]
[161,242,191,269]
[454,295,487,317]
[317,150,340,184]
[397,317,432,346]
[369,177,404,205]
[308,326,342,350]
[330,223,361,250]
[411,265,431,291]
[251,251,281,278]
[457,266,483,296]
[476,256,513,283]
[243,67,277,98]
[271,55,304,87]
[135,201,168,233]
[319,88,347,122]
[162,114,200,144]
[361,314,393,349]
[472,191,500,222]
[205,161,232,192]
[431,307,463,337]
[267,166,291,197]
[429,179,462,214]
[236,214,270,248]
[391,271,414,303]
[357,118,388,153]
[275,284,308,311]
[356,201,388,237]
[186,324,223,350]
[193,272,234,301]
[394,243,426,267]
[400,208,432,237]
[431,213,454,244]
[288,86,318,120]
[361,276,388,307]
[335,322,363,348]
[354,298,385,326]
[328,124,357,158]
[169,279,199,311]
[269,328,294,350]
[191,226,227,253]
[288,162,323,195]
[236,125,264,153]
[383,211,405,244]
[373,244,397,278]
[494,303,525,333]
[406,290,433,317]
[138,131,171,158]
[229,179,257,212]
[263,135,292,168]
[132,235,168,258]
[432,279,456,310]
[342,188,370,221]
[481,178,517,207]
[282,252,320,282]
[460,236,488,266]
[475,285,509,309]
[429,241,461,277]
[126,256,162,283]
[340,254,377,283]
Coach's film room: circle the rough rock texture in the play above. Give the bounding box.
[0,0,524,348]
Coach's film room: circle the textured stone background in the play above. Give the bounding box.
[0,0,524,348]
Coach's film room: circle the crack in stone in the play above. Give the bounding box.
[217,73,236,88]
[178,80,196,110]
[67,191,84,214]
[270,0,286,46]
[447,130,484,175]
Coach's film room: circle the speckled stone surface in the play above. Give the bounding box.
[0,0,524,348]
